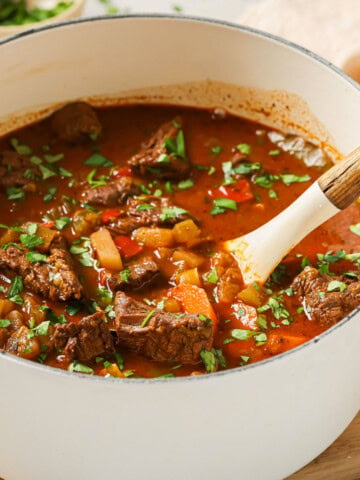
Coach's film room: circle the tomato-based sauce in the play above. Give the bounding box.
[0,104,359,378]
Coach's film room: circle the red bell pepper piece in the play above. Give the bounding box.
[100,208,124,224]
[209,179,253,203]
[112,166,133,178]
[40,221,55,229]
[114,235,143,258]
[99,269,109,286]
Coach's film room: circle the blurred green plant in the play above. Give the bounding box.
[0,0,73,25]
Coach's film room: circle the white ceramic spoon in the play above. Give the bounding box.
[224,145,360,286]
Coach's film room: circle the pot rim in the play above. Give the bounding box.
[0,14,359,385]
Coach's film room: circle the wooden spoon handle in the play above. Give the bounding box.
[318,146,360,209]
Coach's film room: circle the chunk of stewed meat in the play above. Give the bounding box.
[108,195,192,235]
[291,266,360,326]
[53,311,114,362]
[114,291,213,364]
[0,244,83,302]
[210,252,243,303]
[127,117,191,179]
[5,325,40,359]
[108,257,160,291]
[81,176,140,206]
[51,102,102,143]
[0,150,38,191]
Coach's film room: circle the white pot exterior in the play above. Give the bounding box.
[0,17,359,480]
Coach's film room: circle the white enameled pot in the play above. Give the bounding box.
[0,16,359,480]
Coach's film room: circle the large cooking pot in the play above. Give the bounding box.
[0,16,359,480]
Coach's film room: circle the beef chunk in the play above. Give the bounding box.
[0,150,37,191]
[114,291,213,364]
[109,195,191,235]
[82,176,139,206]
[0,244,83,302]
[127,117,190,180]
[109,257,160,291]
[51,102,102,143]
[53,312,114,362]
[291,266,360,326]
[210,252,243,303]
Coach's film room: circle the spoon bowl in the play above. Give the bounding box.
[224,146,360,285]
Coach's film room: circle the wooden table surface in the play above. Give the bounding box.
[288,413,360,480]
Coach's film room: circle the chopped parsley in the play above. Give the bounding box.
[55,216,71,230]
[236,143,251,155]
[70,237,95,267]
[30,155,42,165]
[10,138,32,155]
[157,153,170,164]
[269,149,281,156]
[350,224,360,236]
[43,187,57,202]
[253,173,279,189]
[26,252,47,263]
[256,315,268,330]
[120,269,131,283]
[84,153,112,168]
[66,302,82,316]
[0,319,11,328]
[178,179,194,190]
[86,168,109,188]
[200,348,226,373]
[234,162,261,175]
[231,329,261,341]
[0,1,73,26]
[165,181,173,194]
[160,207,188,222]
[269,189,278,199]
[164,130,186,159]
[172,4,183,13]
[39,164,57,180]
[59,167,73,177]
[327,280,347,292]
[258,296,290,321]
[7,275,23,299]
[96,287,113,306]
[136,203,154,211]
[222,161,235,185]
[210,197,237,215]
[211,146,222,155]
[204,268,219,284]
[140,310,155,328]
[198,313,213,325]
[19,233,44,249]
[44,153,64,163]
[280,174,311,186]
[29,320,50,338]
[114,352,124,370]
[6,187,25,201]
[69,362,94,374]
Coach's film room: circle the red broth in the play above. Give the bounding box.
[0,104,359,379]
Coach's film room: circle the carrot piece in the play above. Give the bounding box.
[267,332,308,355]
[168,284,218,328]
[224,338,254,359]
